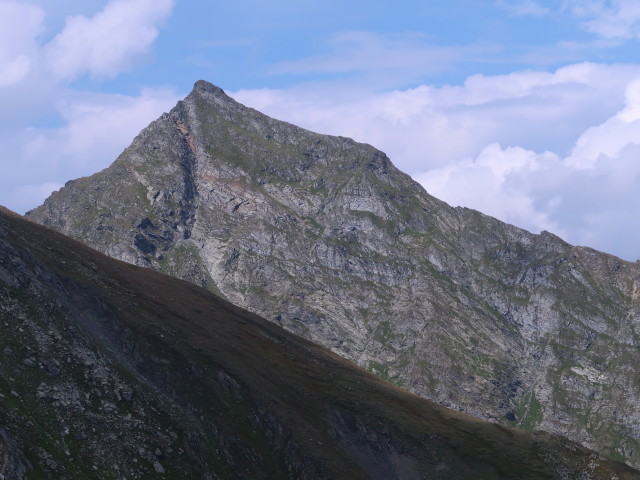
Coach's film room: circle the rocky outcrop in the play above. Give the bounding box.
[0,428,30,480]
[27,80,640,467]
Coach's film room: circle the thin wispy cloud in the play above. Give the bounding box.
[267,28,624,86]
[200,38,256,48]
[184,54,216,69]
[512,40,594,66]
[567,0,640,39]
[269,31,502,78]
[498,0,550,17]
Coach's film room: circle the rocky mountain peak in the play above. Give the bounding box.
[193,78,229,97]
[27,80,640,469]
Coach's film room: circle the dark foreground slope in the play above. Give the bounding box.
[27,81,640,466]
[0,208,637,479]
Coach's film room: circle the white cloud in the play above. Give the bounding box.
[0,55,31,88]
[21,87,179,171]
[566,78,640,168]
[414,144,563,236]
[45,0,174,80]
[235,62,640,168]
[234,63,640,260]
[414,77,640,260]
[0,1,44,87]
[568,0,640,39]
[1,86,178,214]
[415,137,640,261]
[0,0,175,128]
[0,0,176,214]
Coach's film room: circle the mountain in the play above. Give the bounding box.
[27,80,640,467]
[4,207,637,479]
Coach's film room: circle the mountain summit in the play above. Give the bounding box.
[28,80,640,467]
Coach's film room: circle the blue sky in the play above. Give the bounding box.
[2,0,640,260]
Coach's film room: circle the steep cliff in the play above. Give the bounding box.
[28,80,640,466]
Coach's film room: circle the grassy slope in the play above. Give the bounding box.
[1,207,638,479]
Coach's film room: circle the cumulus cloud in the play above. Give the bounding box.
[45,0,174,80]
[415,138,640,261]
[234,63,640,260]
[0,1,44,87]
[1,86,179,214]
[22,88,179,168]
[0,87,173,206]
[417,75,640,261]
[0,0,177,214]
[235,62,640,168]
[413,144,564,236]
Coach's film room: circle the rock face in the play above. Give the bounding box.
[28,80,640,467]
[4,208,636,479]
[0,428,31,480]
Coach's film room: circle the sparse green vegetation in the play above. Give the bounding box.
[511,390,544,431]
[374,320,396,344]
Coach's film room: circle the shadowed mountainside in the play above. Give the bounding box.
[2,208,640,478]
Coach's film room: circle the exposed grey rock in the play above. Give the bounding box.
[27,80,640,467]
[153,460,165,473]
[0,427,30,480]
